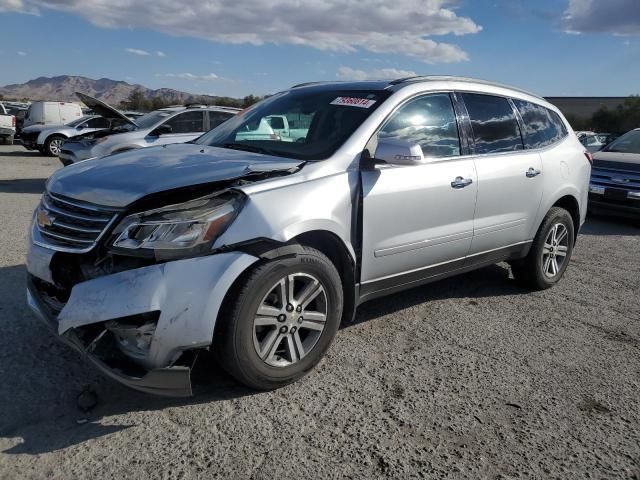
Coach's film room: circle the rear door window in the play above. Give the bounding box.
[461,93,524,154]
[378,93,461,158]
[163,111,205,134]
[208,112,234,130]
[512,99,567,149]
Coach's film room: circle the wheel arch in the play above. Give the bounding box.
[44,132,67,145]
[293,230,357,326]
[215,230,357,343]
[551,194,580,244]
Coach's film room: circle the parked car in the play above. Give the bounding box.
[599,133,620,145]
[58,93,240,165]
[21,115,111,156]
[575,131,594,138]
[0,103,16,144]
[580,132,607,152]
[23,101,83,129]
[236,115,309,142]
[588,128,640,218]
[26,76,590,396]
[3,104,28,137]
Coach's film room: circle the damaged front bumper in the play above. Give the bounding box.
[26,243,258,397]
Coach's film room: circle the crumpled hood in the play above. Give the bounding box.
[47,143,304,207]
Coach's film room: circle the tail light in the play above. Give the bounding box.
[584,151,593,165]
[12,116,16,127]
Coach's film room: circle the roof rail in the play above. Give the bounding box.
[290,81,333,89]
[387,76,543,100]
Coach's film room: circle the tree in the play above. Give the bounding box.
[242,95,261,108]
[121,88,152,111]
[562,95,640,134]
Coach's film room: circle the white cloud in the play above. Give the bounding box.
[16,50,27,56]
[563,0,640,35]
[125,48,150,56]
[2,0,481,63]
[156,50,166,57]
[158,72,219,81]
[336,66,418,81]
[0,0,37,14]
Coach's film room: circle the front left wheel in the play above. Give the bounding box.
[215,247,343,390]
[44,135,65,156]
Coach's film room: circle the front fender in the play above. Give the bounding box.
[214,171,357,262]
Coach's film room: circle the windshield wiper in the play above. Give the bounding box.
[220,143,274,156]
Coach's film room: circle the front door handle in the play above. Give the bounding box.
[451,176,473,189]
[526,167,541,178]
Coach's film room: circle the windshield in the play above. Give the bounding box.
[112,110,171,132]
[195,89,390,160]
[603,130,640,154]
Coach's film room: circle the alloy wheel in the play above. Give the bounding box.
[252,273,328,367]
[542,222,569,278]
[49,138,63,155]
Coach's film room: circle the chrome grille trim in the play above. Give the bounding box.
[41,195,112,223]
[590,167,640,192]
[34,192,121,253]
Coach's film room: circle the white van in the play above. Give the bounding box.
[23,102,82,128]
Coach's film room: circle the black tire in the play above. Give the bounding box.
[511,207,575,290]
[44,135,65,157]
[215,246,343,390]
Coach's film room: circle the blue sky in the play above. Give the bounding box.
[0,0,639,98]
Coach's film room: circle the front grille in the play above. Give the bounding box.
[591,163,640,192]
[36,192,120,252]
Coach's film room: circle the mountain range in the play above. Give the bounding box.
[0,75,226,105]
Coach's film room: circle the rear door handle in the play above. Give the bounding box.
[526,167,541,178]
[451,176,473,189]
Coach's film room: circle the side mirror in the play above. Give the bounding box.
[151,124,172,136]
[373,138,426,166]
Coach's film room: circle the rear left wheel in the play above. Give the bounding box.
[215,247,343,390]
[511,207,575,290]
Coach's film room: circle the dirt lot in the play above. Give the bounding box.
[0,143,638,479]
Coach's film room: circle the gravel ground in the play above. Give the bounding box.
[0,143,638,479]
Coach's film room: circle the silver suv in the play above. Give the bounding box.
[58,93,239,165]
[26,77,591,396]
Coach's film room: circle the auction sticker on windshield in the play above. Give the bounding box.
[330,97,377,108]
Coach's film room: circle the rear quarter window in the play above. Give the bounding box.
[461,93,524,154]
[513,99,567,149]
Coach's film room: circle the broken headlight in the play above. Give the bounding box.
[110,192,244,258]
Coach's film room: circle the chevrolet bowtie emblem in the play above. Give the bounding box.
[37,208,55,228]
